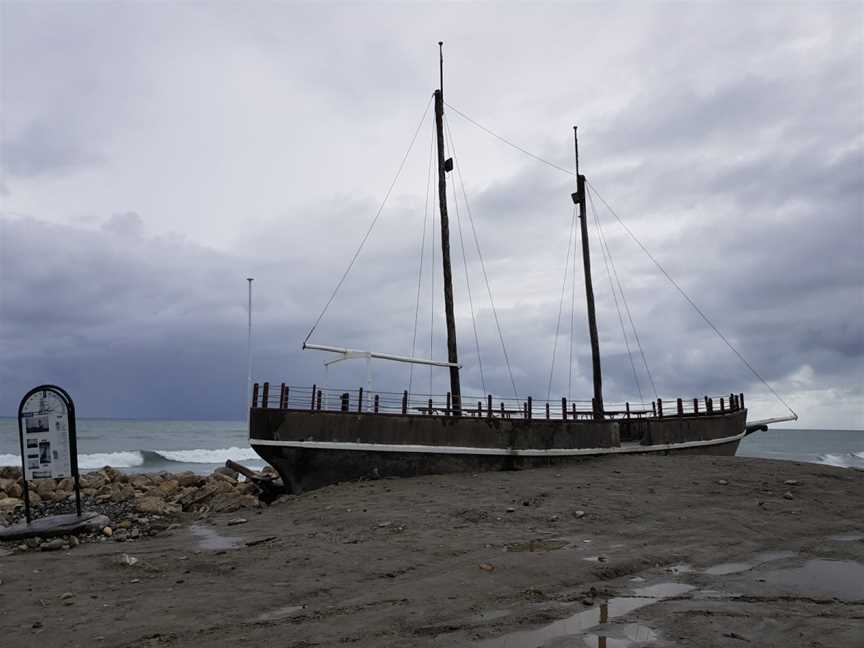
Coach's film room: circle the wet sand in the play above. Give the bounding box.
[1,454,862,647]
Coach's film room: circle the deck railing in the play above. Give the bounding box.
[250,383,745,421]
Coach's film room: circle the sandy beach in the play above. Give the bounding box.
[1,454,862,647]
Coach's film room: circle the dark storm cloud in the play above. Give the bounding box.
[0,3,861,427]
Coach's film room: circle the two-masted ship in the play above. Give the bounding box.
[248,45,796,494]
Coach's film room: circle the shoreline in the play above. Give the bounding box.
[1,454,863,646]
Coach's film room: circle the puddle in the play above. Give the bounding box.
[506,540,569,553]
[762,560,864,600]
[255,604,304,622]
[582,623,658,647]
[829,533,863,542]
[632,582,694,598]
[476,583,689,647]
[705,551,795,575]
[189,524,244,551]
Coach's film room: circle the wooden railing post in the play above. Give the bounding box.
[720,397,725,412]
[562,397,568,421]
[310,384,317,410]
[478,400,483,417]
[500,401,505,418]
[340,392,349,412]
[527,396,533,420]
[626,402,631,419]
[316,389,322,411]
[739,393,745,409]
[652,401,657,417]
[545,402,550,419]
[261,382,270,409]
[487,395,493,418]
[402,390,408,415]
[279,383,287,409]
[693,398,699,415]
[657,398,663,418]
[428,398,433,415]
[374,394,380,413]
[358,388,364,413]
[730,393,736,410]
[251,383,259,408]
[446,392,452,416]
[708,397,714,413]
[676,398,683,416]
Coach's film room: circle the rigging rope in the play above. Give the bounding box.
[444,120,487,394]
[408,131,436,394]
[546,206,577,400]
[587,189,657,401]
[588,190,645,405]
[445,115,519,398]
[587,181,797,416]
[445,102,577,178]
[429,157,437,395]
[303,94,434,346]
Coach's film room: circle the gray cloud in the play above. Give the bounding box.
[0,3,862,428]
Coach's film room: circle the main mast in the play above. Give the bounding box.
[434,42,462,415]
[572,127,604,419]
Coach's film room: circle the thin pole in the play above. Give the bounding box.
[246,278,254,418]
[434,43,462,415]
[573,127,604,419]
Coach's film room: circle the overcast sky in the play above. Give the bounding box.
[1,3,861,428]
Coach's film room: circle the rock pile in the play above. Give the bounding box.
[0,465,272,546]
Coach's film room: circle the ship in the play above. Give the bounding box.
[249,44,797,494]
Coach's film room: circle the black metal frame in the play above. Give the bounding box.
[17,384,82,524]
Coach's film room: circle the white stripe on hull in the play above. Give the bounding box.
[250,430,745,457]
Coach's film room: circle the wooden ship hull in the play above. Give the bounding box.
[249,385,755,494]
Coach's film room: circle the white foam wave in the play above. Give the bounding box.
[818,452,864,469]
[78,451,145,470]
[154,446,258,464]
[0,447,259,469]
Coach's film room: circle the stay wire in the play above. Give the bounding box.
[444,118,487,394]
[303,94,434,346]
[568,205,577,401]
[587,189,657,401]
[546,206,577,400]
[588,190,645,405]
[444,102,577,178]
[587,181,797,416]
[445,114,519,398]
[408,130,436,394]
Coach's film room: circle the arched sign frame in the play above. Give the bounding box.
[17,384,83,523]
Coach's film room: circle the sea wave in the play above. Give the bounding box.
[818,452,864,470]
[0,446,260,470]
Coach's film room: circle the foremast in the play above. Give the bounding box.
[434,42,462,415]
[572,127,605,419]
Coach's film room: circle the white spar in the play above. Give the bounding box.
[303,343,460,368]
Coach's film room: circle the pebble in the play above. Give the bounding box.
[717,480,729,486]
[573,510,586,519]
[783,492,794,500]
[118,553,138,567]
[102,527,113,537]
[478,563,495,572]
[227,518,248,527]
[40,539,65,551]
[549,514,560,522]
[784,480,799,486]
[59,592,74,600]
[506,507,515,513]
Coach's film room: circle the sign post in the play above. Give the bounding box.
[17,385,82,524]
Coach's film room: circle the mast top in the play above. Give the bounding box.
[438,41,444,97]
[573,125,580,177]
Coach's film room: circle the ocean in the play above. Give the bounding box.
[0,418,862,474]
